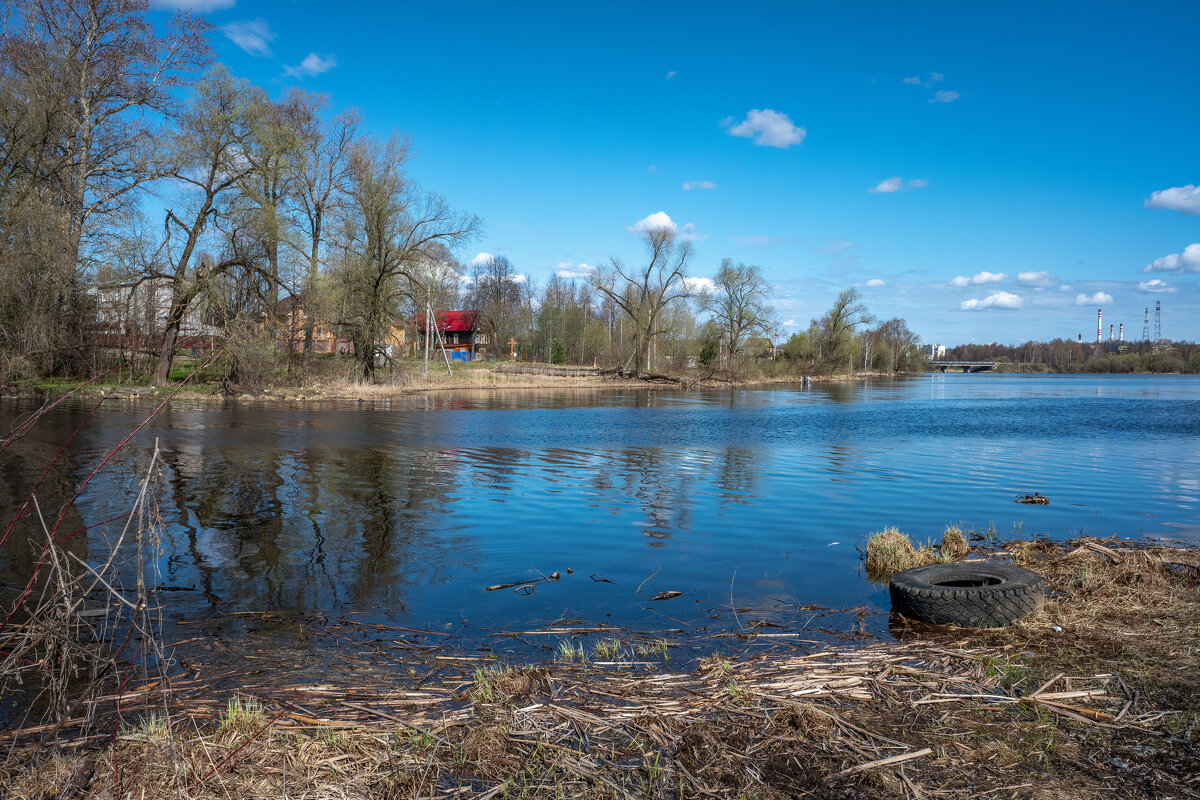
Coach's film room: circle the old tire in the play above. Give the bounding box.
[889,563,1044,628]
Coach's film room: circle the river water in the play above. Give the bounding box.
[2,374,1198,663]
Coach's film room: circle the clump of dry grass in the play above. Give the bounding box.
[467,663,550,704]
[865,527,926,579]
[940,525,970,560]
[865,525,972,581]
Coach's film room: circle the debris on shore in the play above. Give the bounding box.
[2,537,1197,799]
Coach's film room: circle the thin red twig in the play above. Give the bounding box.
[0,349,223,634]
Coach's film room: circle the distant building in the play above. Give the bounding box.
[90,278,219,350]
[416,310,490,361]
[922,343,946,359]
[743,336,775,361]
[275,295,354,355]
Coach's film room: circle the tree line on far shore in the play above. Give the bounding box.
[946,340,1200,374]
[0,0,928,391]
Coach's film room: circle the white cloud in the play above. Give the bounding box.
[725,109,806,148]
[284,52,337,78]
[471,252,494,267]
[903,72,944,88]
[782,319,797,327]
[628,211,705,241]
[665,70,677,80]
[1145,184,1200,215]
[555,262,596,279]
[1074,292,1113,305]
[868,177,902,194]
[950,271,1006,287]
[1138,279,1176,293]
[1017,270,1058,287]
[680,276,717,295]
[1142,243,1200,273]
[631,211,676,234]
[150,0,235,10]
[221,19,273,56]
[865,278,885,287]
[868,177,927,193]
[682,180,715,191]
[930,90,960,103]
[1059,284,1073,292]
[960,291,1022,310]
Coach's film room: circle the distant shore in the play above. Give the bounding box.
[3,362,899,404]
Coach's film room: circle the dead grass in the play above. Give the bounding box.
[865,525,972,581]
[3,536,1198,799]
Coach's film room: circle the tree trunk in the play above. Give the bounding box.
[153,308,186,386]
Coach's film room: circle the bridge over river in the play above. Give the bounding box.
[928,360,998,373]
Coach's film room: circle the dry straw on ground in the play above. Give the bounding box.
[2,537,1198,799]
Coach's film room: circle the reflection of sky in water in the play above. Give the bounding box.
[1,374,1199,646]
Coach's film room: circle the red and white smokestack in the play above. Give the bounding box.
[1110,323,1114,341]
[1119,323,1124,341]
[1097,308,1102,343]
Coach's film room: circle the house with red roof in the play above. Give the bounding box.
[415,309,490,361]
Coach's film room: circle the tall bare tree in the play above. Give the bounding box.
[697,259,774,365]
[589,223,693,376]
[816,287,873,373]
[0,0,208,375]
[150,66,256,385]
[234,86,304,319]
[335,134,480,381]
[469,255,521,356]
[285,93,359,360]
[6,0,210,273]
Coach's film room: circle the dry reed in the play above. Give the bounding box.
[3,537,1197,799]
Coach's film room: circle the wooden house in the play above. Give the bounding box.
[416,310,489,361]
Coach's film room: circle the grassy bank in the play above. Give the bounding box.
[4,359,891,404]
[3,536,1197,799]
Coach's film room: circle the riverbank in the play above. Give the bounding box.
[3,536,1196,799]
[4,361,892,404]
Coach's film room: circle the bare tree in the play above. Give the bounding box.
[234,86,305,319]
[816,287,873,373]
[589,224,693,376]
[873,317,922,373]
[335,134,480,381]
[0,0,209,375]
[697,259,774,365]
[7,0,210,274]
[150,66,257,385]
[285,93,359,360]
[469,255,521,357]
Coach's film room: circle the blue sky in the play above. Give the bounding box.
[151,1,1200,346]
